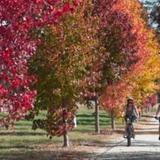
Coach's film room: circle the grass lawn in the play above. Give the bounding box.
[0,106,123,160]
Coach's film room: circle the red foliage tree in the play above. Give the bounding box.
[142,94,158,110]
[0,0,79,126]
[100,82,132,116]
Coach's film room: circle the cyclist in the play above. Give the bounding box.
[124,97,139,138]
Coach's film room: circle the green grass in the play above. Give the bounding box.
[0,107,122,160]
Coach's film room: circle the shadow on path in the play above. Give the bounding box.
[96,152,160,160]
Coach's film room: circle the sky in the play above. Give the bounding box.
[140,0,158,2]
[140,0,159,29]
[139,0,158,7]
[139,0,158,8]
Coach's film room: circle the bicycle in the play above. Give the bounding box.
[125,117,135,146]
[155,116,160,140]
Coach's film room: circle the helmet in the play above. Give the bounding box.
[127,96,134,103]
[127,96,133,100]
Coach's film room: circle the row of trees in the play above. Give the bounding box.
[0,0,160,146]
[101,0,160,122]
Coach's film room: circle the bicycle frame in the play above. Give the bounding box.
[126,117,134,146]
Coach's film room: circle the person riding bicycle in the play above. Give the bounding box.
[124,97,139,138]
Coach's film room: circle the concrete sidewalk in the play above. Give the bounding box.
[94,115,160,160]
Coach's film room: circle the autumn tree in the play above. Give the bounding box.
[0,0,79,127]
[100,81,132,129]
[29,0,101,146]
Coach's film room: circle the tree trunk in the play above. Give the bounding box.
[95,98,100,134]
[62,103,69,147]
[111,111,115,130]
[63,132,69,147]
[73,115,77,128]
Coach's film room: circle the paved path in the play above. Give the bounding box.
[95,116,160,160]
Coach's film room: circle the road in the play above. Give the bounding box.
[95,116,160,160]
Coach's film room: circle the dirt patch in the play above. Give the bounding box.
[28,132,123,160]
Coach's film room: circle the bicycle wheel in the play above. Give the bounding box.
[127,125,131,146]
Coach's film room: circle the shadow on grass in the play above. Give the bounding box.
[0,150,95,160]
[77,119,110,125]
[0,131,45,136]
[77,114,111,126]
[77,139,121,148]
[0,145,34,149]
[77,114,109,118]
[72,125,113,133]
[72,128,94,133]
[15,123,32,127]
